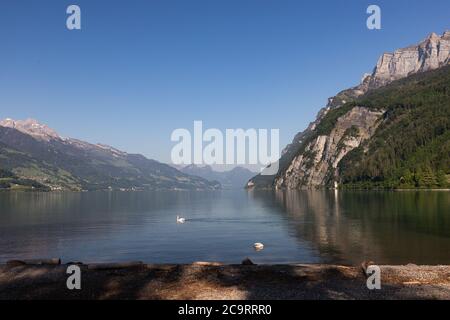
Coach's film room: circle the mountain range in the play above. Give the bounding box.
[178,165,256,189]
[2,31,449,191]
[248,31,450,190]
[0,119,220,191]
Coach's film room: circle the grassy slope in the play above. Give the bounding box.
[0,130,219,191]
[0,168,50,191]
[0,141,82,190]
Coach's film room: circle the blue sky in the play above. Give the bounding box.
[0,0,449,163]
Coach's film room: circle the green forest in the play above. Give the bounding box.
[338,65,450,189]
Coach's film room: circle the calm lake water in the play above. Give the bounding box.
[0,190,449,265]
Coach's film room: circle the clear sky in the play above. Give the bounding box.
[1,0,449,164]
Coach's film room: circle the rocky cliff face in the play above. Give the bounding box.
[367,31,450,89]
[249,31,450,189]
[325,31,450,110]
[0,118,61,141]
[274,107,384,189]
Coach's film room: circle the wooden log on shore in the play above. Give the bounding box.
[7,258,61,266]
[87,261,143,270]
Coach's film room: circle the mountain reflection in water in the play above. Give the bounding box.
[0,190,449,265]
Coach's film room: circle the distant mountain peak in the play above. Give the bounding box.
[0,118,61,141]
[180,165,256,189]
[425,32,440,40]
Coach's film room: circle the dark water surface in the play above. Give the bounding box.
[0,190,449,265]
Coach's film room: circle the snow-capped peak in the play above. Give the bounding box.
[0,118,61,141]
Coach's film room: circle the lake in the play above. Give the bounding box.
[0,190,449,265]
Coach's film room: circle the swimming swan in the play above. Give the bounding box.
[253,243,264,251]
[176,215,186,224]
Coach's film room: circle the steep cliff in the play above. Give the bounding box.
[367,31,450,88]
[248,31,450,189]
[275,107,384,189]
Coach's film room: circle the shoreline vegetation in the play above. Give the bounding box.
[1,260,450,299]
[1,189,450,194]
[1,182,450,193]
[4,168,447,193]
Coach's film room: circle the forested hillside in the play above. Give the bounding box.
[338,65,450,189]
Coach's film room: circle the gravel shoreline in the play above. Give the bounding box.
[1,263,450,300]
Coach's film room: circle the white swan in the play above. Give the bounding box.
[176,215,186,224]
[253,242,264,251]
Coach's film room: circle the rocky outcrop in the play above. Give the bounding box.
[366,31,450,89]
[325,31,450,110]
[274,107,384,189]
